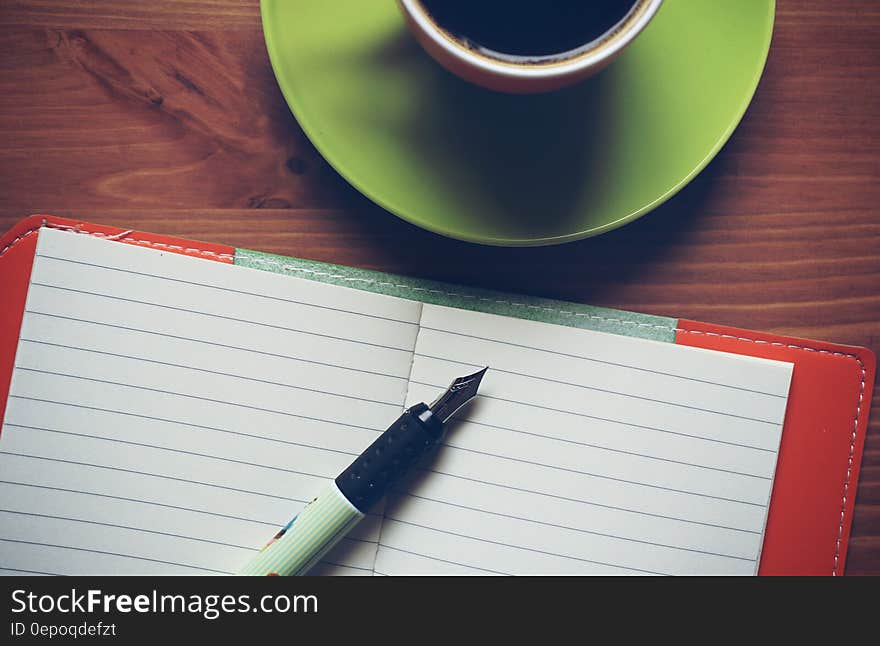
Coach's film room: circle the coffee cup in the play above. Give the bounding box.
[398,0,663,93]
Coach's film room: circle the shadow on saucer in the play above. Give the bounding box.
[372,28,618,236]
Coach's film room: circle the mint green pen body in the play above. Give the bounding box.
[239,482,363,576]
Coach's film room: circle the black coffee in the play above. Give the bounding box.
[419,0,640,62]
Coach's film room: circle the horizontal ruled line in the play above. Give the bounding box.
[0,509,259,552]
[445,418,770,479]
[19,338,403,408]
[0,567,63,576]
[416,352,783,424]
[30,282,414,354]
[36,253,420,326]
[12,368,386,434]
[9,395,363,458]
[412,379,780,442]
[377,544,512,576]
[382,517,669,576]
[0,451,307,503]
[25,310,409,380]
[438,442,765,507]
[0,538,230,575]
[3,423,334,485]
[417,326,787,398]
[318,561,374,573]
[395,493,756,562]
[0,480,281,527]
[411,379,776,452]
[418,468,761,535]
[339,536,379,546]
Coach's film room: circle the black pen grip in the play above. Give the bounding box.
[335,403,443,513]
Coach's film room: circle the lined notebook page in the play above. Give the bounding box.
[373,305,794,575]
[0,228,421,575]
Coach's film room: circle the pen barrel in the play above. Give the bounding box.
[336,403,444,513]
[238,482,364,576]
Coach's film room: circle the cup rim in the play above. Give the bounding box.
[399,0,664,79]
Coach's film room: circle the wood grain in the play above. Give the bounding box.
[0,1,877,574]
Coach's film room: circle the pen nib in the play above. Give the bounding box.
[429,367,488,425]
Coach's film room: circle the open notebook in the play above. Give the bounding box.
[0,226,799,576]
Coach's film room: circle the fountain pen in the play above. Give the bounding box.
[239,367,488,576]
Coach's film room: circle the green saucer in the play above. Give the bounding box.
[262,0,775,246]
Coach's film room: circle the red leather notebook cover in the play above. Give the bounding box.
[1,215,875,575]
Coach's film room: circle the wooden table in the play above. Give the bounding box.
[0,1,877,574]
